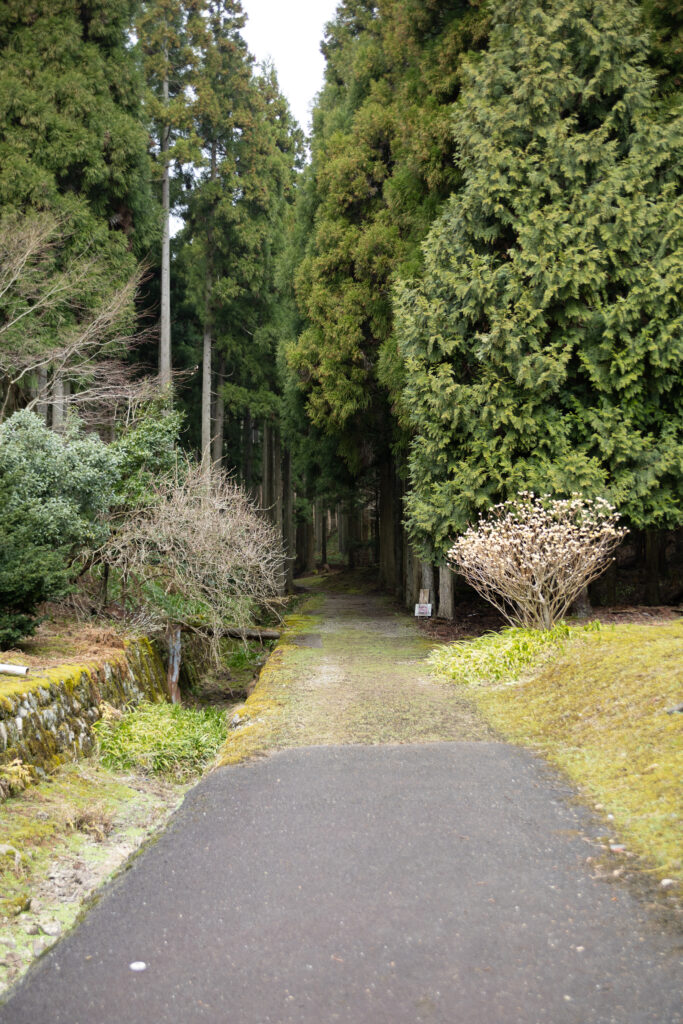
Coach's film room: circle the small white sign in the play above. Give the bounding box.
[414,603,432,617]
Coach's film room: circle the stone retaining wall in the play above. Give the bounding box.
[0,639,167,797]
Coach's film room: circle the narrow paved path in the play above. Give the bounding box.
[1,581,681,1023]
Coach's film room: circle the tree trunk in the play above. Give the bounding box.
[243,411,254,495]
[201,145,217,471]
[604,561,617,606]
[305,516,316,574]
[321,508,327,566]
[421,561,435,606]
[570,585,592,618]
[437,564,455,620]
[36,367,48,424]
[211,354,225,467]
[645,529,661,605]
[52,373,66,432]
[406,545,422,609]
[282,449,294,593]
[378,459,396,592]
[261,420,272,510]
[159,74,171,390]
[340,505,350,559]
[273,429,283,530]
[201,299,212,470]
[314,498,323,561]
[394,473,404,601]
[347,505,359,568]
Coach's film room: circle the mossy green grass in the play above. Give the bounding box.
[0,759,186,994]
[432,620,683,881]
[216,583,490,766]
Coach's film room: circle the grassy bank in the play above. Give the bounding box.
[431,620,683,882]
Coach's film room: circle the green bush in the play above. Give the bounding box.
[94,701,227,780]
[0,410,117,646]
[110,402,183,508]
[429,622,598,687]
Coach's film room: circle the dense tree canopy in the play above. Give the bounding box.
[395,0,682,557]
[287,0,490,476]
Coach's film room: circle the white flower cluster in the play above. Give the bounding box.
[448,492,626,630]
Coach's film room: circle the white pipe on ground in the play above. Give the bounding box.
[0,664,29,676]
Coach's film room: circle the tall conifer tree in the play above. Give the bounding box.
[137,0,200,389]
[395,0,683,557]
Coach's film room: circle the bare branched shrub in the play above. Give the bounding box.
[102,462,285,659]
[448,493,626,629]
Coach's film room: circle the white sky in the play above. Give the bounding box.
[240,0,340,133]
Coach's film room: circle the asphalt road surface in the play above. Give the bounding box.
[1,743,681,1023]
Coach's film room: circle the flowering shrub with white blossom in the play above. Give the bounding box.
[447,493,626,630]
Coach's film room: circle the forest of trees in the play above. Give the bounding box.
[0,0,681,634]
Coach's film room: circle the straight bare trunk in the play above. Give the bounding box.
[159,73,171,390]
[52,374,66,432]
[379,459,396,592]
[201,309,212,470]
[282,449,294,592]
[211,354,225,467]
[437,565,455,620]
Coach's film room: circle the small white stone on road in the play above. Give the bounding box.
[129,961,147,972]
[660,878,677,889]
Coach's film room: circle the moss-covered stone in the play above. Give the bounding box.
[0,639,167,798]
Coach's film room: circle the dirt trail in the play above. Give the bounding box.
[219,577,491,763]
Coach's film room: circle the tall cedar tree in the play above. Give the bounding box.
[0,0,156,399]
[395,0,683,559]
[177,26,302,472]
[136,0,202,388]
[286,0,489,584]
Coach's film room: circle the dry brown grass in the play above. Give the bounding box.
[0,616,126,670]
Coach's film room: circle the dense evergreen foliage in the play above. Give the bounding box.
[0,0,680,632]
[0,0,156,259]
[0,411,117,644]
[288,0,490,473]
[395,0,682,557]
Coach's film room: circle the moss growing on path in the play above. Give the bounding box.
[433,620,683,882]
[216,582,491,766]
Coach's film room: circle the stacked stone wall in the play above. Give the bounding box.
[0,639,167,796]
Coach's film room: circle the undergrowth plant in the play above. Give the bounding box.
[94,701,227,781]
[429,621,599,687]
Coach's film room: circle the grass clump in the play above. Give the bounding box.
[433,620,683,881]
[95,701,227,781]
[429,621,595,685]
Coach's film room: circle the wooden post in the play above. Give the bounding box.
[166,624,182,704]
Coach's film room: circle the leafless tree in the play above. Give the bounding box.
[448,493,626,629]
[101,461,286,665]
[0,211,166,427]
